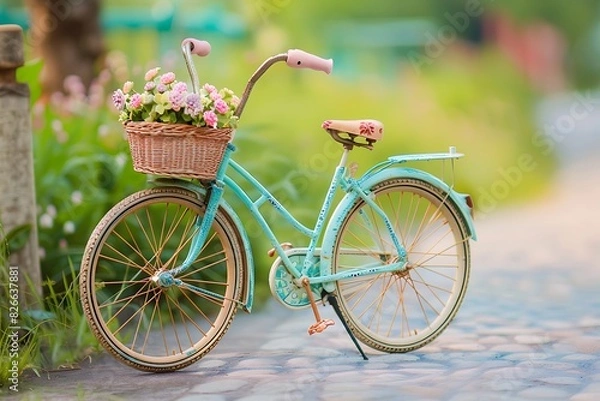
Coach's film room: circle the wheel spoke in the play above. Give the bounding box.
[99,243,153,276]
[130,280,154,351]
[100,281,152,312]
[412,236,468,267]
[112,224,151,270]
[157,204,198,269]
[167,289,211,336]
[163,291,183,355]
[410,269,449,308]
[111,287,160,337]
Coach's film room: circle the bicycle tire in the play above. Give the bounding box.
[80,187,244,372]
[332,178,471,353]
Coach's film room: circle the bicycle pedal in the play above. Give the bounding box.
[308,319,335,335]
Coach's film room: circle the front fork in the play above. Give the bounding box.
[152,181,225,288]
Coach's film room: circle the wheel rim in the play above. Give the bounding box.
[87,193,237,366]
[334,181,469,348]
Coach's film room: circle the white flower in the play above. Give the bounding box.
[71,190,83,205]
[51,119,63,133]
[46,204,57,218]
[40,213,53,228]
[63,221,75,234]
[115,153,127,168]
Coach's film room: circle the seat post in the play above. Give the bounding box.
[337,146,351,169]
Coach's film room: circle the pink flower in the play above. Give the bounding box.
[122,81,134,94]
[169,83,187,111]
[203,110,218,128]
[214,98,228,114]
[175,81,187,91]
[160,72,176,85]
[203,83,216,93]
[112,89,126,110]
[156,83,167,93]
[63,75,85,97]
[144,81,156,92]
[144,67,160,81]
[130,93,143,109]
[231,95,240,107]
[185,93,203,117]
[209,91,221,101]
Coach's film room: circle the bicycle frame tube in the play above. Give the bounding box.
[224,147,410,282]
[171,145,408,288]
[222,150,350,279]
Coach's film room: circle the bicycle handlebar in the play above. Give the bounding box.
[180,37,333,118]
[286,49,333,74]
[181,38,211,57]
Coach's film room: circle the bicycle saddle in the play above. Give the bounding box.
[321,120,383,149]
[322,119,384,140]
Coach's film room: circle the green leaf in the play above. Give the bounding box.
[23,309,56,322]
[16,58,44,105]
[3,224,32,254]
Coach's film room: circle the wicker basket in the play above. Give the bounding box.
[125,121,234,180]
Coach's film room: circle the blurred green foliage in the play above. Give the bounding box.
[262,0,600,88]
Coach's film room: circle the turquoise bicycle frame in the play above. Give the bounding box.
[153,143,477,312]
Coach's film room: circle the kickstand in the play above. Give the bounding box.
[323,291,369,361]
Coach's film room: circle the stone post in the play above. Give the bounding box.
[0,24,42,303]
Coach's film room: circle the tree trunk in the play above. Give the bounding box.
[24,0,105,98]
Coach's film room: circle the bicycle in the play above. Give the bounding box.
[80,38,477,372]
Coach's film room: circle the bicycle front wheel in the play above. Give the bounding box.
[80,187,244,372]
[332,178,471,353]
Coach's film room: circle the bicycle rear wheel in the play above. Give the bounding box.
[332,178,471,353]
[80,187,243,372]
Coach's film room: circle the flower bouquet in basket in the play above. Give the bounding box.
[112,67,240,180]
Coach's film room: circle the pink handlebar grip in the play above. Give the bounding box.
[181,38,211,57]
[286,49,333,74]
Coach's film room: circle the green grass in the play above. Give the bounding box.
[0,237,99,393]
[0,225,38,393]
[32,264,100,369]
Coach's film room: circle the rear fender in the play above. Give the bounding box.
[366,167,475,237]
